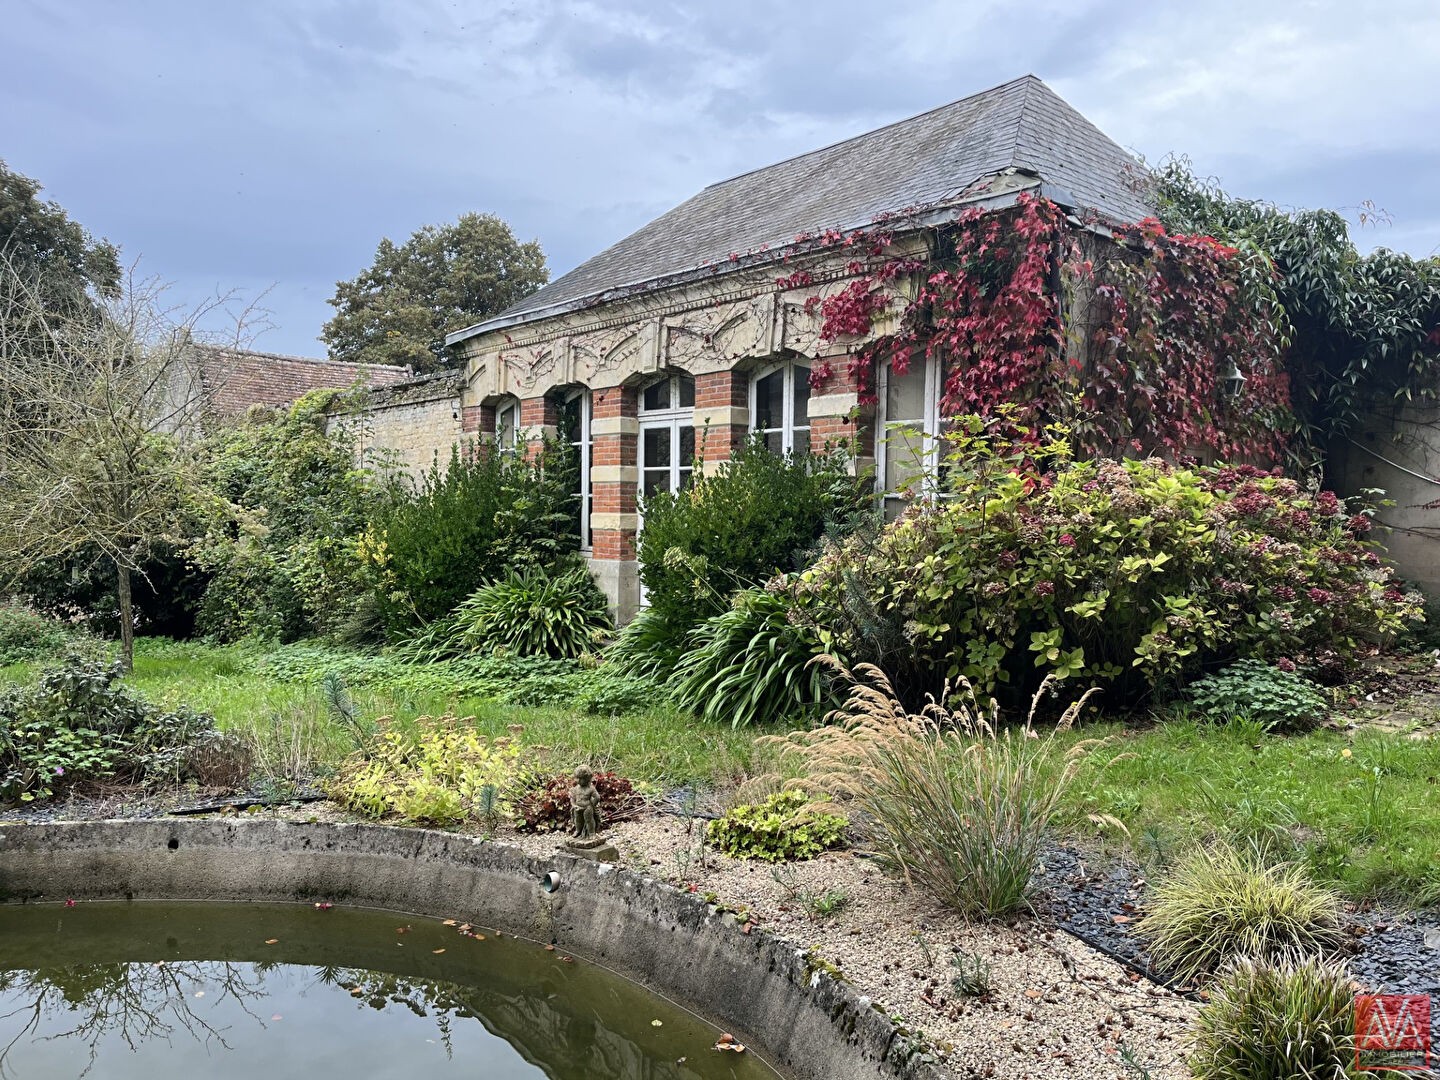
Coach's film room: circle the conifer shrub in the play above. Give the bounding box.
[362,441,578,633]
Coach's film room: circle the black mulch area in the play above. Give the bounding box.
[1038,842,1440,998]
[0,786,326,823]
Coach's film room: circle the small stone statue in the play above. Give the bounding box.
[562,765,618,863]
[569,766,602,839]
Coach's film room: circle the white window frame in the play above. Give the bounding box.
[748,359,812,455]
[558,388,592,551]
[637,374,696,500]
[494,397,520,455]
[875,355,943,516]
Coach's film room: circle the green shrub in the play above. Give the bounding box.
[607,606,690,682]
[638,438,869,632]
[326,716,524,826]
[364,442,578,632]
[1136,842,1344,985]
[451,561,611,659]
[1189,954,1363,1080]
[0,656,231,802]
[0,602,92,665]
[194,390,401,642]
[791,426,1422,706]
[1186,659,1329,729]
[671,587,836,727]
[513,769,643,832]
[767,664,1096,918]
[705,789,847,862]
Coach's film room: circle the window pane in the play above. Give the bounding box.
[754,370,783,430]
[677,376,695,409]
[886,361,927,423]
[643,471,669,498]
[497,405,516,449]
[884,421,927,492]
[792,370,810,427]
[679,425,695,466]
[642,380,669,411]
[642,426,671,468]
[763,430,783,455]
[793,425,810,455]
[557,395,581,444]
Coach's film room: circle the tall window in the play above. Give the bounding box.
[557,389,591,550]
[638,373,695,500]
[494,397,520,455]
[750,360,810,454]
[876,356,942,519]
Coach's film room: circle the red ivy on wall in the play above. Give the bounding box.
[801,193,1291,463]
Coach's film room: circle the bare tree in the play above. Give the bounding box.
[0,257,255,668]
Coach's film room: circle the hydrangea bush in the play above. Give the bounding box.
[791,428,1421,705]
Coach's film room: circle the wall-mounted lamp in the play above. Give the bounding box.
[1221,361,1247,401]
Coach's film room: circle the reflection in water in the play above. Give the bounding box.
[0,903,776,1080]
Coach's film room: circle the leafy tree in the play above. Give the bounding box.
[0,261,241,669]
[322,213,548,372]
[0,159,120,311]
[1147,157,1440,443]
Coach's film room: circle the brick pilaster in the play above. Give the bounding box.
[693,369,750,470]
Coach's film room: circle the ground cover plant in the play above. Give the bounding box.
[705,788,848,862]
[1186,658,1330,729]
[0,655,242,803]
[513,768,644,832]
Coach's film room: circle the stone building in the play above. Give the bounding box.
[442,75,1150,621]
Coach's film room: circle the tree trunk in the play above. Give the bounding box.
[116,563,134,672]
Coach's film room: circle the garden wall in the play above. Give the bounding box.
[1332,404,1440,597]
[327,370,465,479]
[0,820,945,1080]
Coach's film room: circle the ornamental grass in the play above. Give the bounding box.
[764,662,1100,919]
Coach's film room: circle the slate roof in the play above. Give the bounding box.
[450,75,1149,344]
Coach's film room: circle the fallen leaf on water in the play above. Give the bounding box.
[560,955,574,963]
[676,1058,687,1066]
[717,1033,735,1045]
[432,948,446,955]
[545,944,556,952]
[271,1014,283,1021]
[459,924,471,932]
[651,1020,663,1027]
[314,902,333,911]
[396,926,410,934]
[474,933,486,941]
[264,939,279,945]
[443,919,458,927]
[194,992,205,998]
[64,899,76,908]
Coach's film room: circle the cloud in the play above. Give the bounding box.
[3,0,1435,354]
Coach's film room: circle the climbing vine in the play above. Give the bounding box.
[799,193,1293,463]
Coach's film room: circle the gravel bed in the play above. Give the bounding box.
[508,818,1195,1080]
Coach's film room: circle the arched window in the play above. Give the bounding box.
[638,373,695,499]
[494,397,520,455]
[750,360,810,455]
[876,356,942,519]
[556,388,591,550]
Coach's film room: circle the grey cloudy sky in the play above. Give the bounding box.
[5,0,1438,356]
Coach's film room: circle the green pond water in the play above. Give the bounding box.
[0,901,780,1080]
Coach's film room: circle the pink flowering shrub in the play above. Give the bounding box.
[790,436,1422,705]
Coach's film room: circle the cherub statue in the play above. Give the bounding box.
[569,766,602,839]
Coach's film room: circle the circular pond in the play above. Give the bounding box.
[0,901,780,1080]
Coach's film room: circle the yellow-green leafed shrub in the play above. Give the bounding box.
[1137,842,1344,985]
[326,716,524,827]
[706,789,847,862]
[1190,954,1365,1080]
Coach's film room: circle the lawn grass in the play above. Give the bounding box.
[1058,714,1440,905]
[0,637,761,790]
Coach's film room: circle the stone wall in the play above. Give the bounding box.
[327,370,465,480]
[1331,405,1440,598]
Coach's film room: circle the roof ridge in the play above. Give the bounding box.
[194,343,411,373]
[703,74,1042,192]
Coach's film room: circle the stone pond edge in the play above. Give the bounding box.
[0,819,946,1080]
